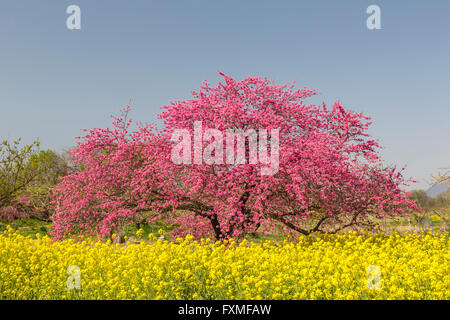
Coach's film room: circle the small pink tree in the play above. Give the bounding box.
[51,73,416,240]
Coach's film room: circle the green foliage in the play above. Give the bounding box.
[0,138,71,221]
[0,138,41,206]
[23,149,71,217]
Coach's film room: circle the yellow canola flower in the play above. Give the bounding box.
[0,228,448,300]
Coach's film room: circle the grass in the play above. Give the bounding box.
[1,209,448,241]
[0,218,51,238]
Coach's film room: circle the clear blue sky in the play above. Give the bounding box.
[1,0,449,190]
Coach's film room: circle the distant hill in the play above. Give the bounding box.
[426,181,450,198]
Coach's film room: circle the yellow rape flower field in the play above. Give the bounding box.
[0,226,448,300]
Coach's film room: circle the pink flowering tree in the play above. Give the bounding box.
[51,73,416,240]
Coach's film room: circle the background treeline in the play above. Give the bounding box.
[0,139,75,222]
[408,189,449,211]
